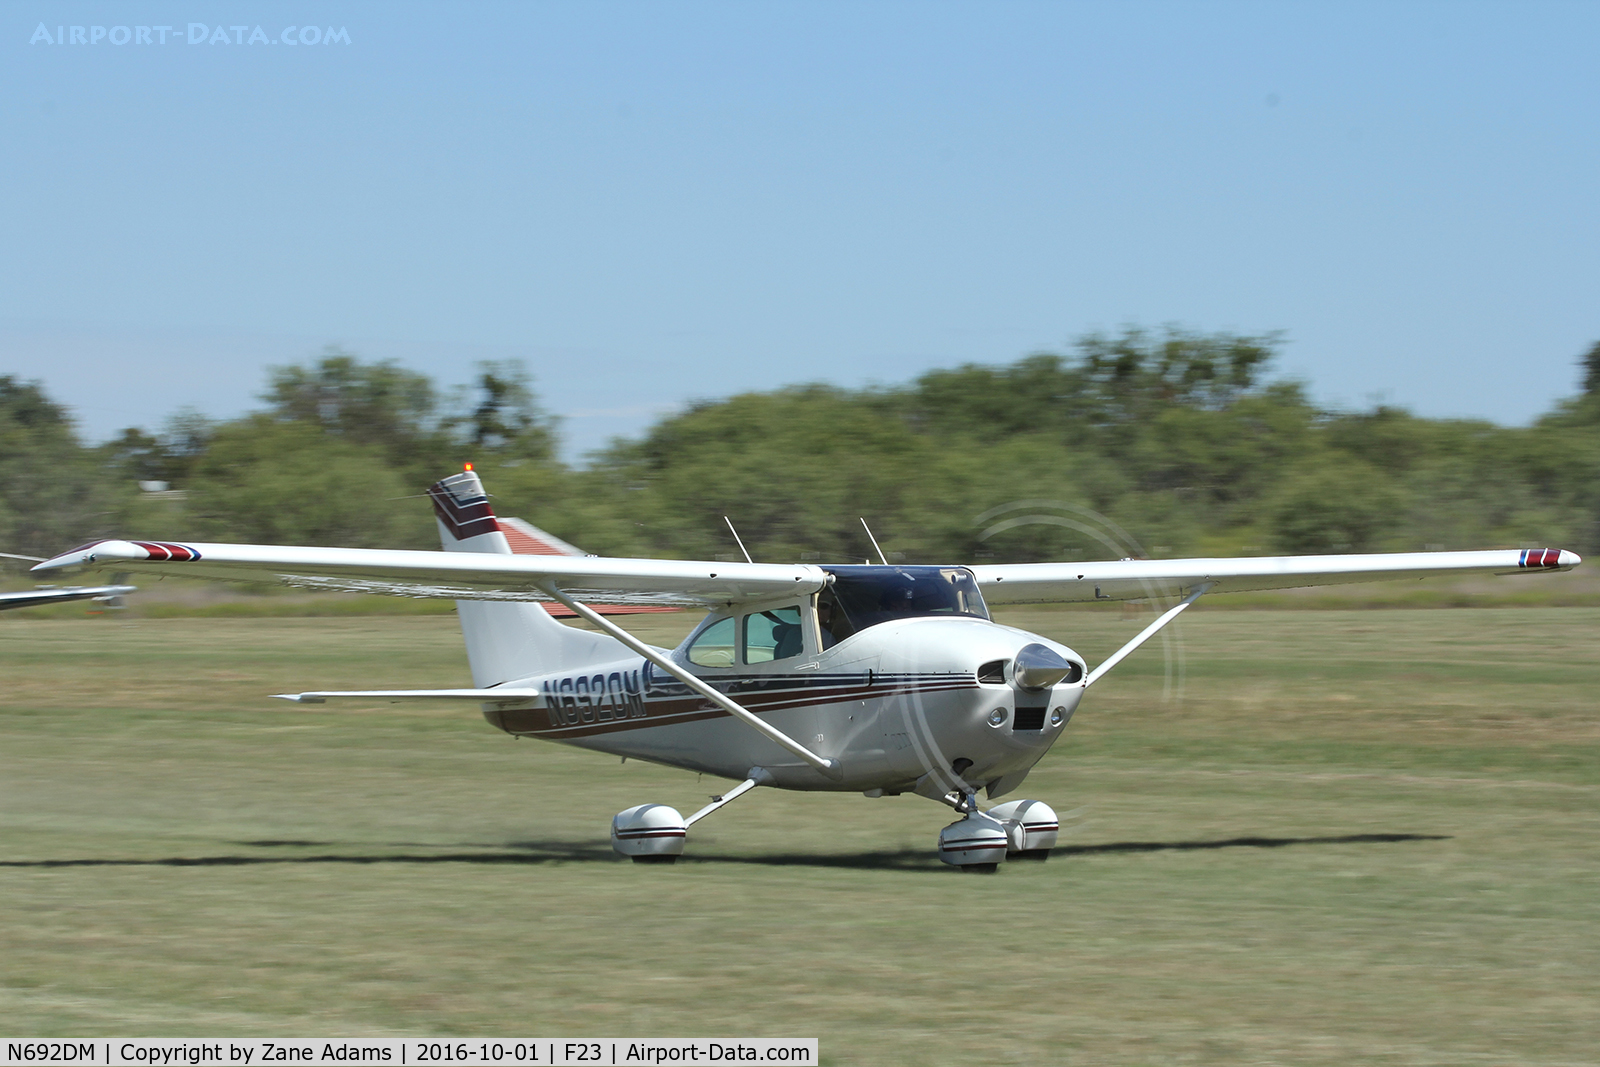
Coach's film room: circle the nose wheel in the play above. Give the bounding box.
[938,808,1009,872]
[938,798,1060,871]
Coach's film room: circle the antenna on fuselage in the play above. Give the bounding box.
[724,516,754,564]
[859,517,888,565]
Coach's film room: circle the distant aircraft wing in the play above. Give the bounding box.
[970,548,1582,604]
[0,584,136,611]
[273,688,541,704]
[30,541,824,609]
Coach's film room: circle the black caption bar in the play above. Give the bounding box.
[2,1042,817,1067]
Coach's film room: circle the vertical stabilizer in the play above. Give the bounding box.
[427,471,615,686]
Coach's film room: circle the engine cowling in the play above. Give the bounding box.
[611,804,686,863]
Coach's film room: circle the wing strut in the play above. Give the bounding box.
[1083,583,1211,688]
[538,583,845,781]
[685,772,768,826]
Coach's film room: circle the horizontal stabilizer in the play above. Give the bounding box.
[273,688,541,704]
[497,516,678,616]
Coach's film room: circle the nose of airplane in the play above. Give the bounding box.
[1012,643,1077,690]
[1560,550,1583,568]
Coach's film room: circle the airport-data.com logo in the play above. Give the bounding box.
[29,23,350,46]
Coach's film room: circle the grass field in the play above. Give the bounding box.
[1,606,1597,1065]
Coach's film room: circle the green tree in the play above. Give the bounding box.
[458,361,559,462]
[181,417,430,548]
[262,347,452,476]
[574,385,930,561]
[1269,458,1405,554]
[0,377,122,556]
[97,409,214,488]
[30,325,1600,566]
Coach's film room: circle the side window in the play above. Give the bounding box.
[687,616,736,668]
[743,606,804,664]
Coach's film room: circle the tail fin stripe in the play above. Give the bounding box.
[427,480,499,541]
[427,470,619,686]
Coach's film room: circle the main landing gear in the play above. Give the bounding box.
[611,771,770,864]
[939,797,1061,872]
[611,803,688,863]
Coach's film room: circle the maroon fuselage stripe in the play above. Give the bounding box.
[500,677,980,740]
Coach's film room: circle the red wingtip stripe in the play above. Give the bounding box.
[131,541,199,562]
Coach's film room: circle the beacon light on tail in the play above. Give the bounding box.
[31,469,1581,870]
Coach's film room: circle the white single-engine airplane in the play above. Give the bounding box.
[32,470,1582,870]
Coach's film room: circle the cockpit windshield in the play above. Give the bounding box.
[818,565,989,645]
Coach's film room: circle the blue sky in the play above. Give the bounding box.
[3,1,1597,459]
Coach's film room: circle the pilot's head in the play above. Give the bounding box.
[880,579,916,610]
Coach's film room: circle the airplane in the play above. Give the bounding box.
[0,553,134,612]
[30,469,1582,871]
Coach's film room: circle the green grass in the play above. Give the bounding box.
[1,607,1597,1064]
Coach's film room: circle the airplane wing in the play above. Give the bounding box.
[0,584,136,611]
[970,548,1581,604]
[29,540,824,609]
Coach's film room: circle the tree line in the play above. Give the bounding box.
[3,331,1598,566]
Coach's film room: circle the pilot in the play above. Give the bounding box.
[879,577,917,613]
[817,598,839,649]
